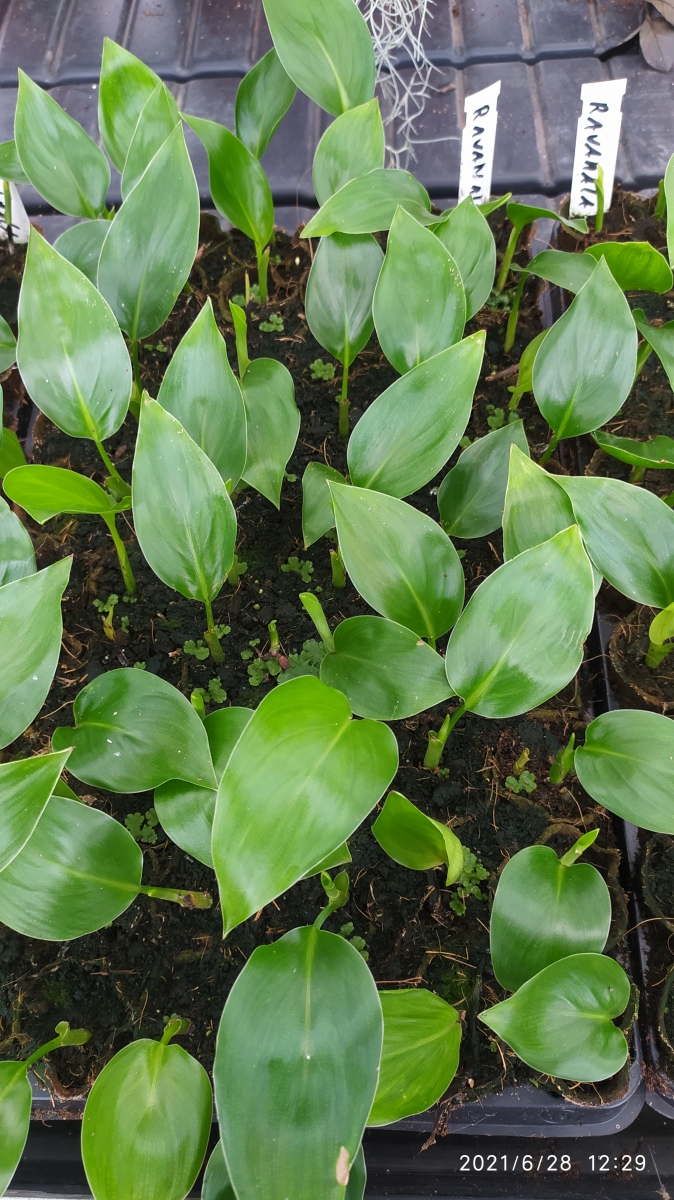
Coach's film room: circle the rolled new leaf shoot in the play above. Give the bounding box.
[372,791,464,886]
[368,990,461,1126]
[314,869,350,928]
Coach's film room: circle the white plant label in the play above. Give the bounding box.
[0,181,29,244]
[569,78,627,218]
[458,81,501,206]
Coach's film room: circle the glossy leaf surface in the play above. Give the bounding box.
[524,249,595,293]
[593,429,674,470]
[303,170,432,237]
[98,38,161,172]
[502,445,575,560]
[445,527,594,717]
[240,358,300,507]
[213,677,398,934]
[121,82,179,199]
[183,115,273,250]
[633,308,674,390]
[261,0,375,116]
[54,220,109,286]
[305,232,383,366]
[17,230,131,440]
[575,710,674,833]
[312,100,384,206]
[438,419,529,539]
[215,925,382,1200]
[301,461,347,547]
[0,750,69,873]
[480,954,630,1082]
[372,790,463,885]
[330,484,464,640]
[0,556,70,749]
[434,197,496,319]
[52,668,215,792]
[368,990,461,1126]
[320,616,453,720]
[157,298,246,489]
[82,1037,212,1200]
[236,49,296,158]
[584,241,673,292]
[0,1062,31,1196]
[0,495,35,585]
[4,465,120,523]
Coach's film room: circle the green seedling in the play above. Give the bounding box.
[281,555,314,583]
[227,554,248,587]
[184,640,210,662]
[93,593,119,641]
[278,638,326,682]
[310,358,336,381]
[330,547,346,588]
[314,869,350,928]
[549,733,576,785]
[504,770,536,795]
[125,808,159,844]
[594,164,605,234]
[486,404,504,430]
[372,791,464,886]
[647,601,674,667]
[494,202,587,293]
[338,921,369,961]
[259,313,284,332]
[448,849,489,916]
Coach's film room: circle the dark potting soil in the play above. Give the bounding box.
[0,211,633,1116]
[633,832,674,1088]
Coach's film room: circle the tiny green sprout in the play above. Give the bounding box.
[227,554,248,587]
[284,471,298,483]
[330,547,346,589]
[155,341,167,353]
[459,435,474,449]
[339,922,369,961]
[512,747,530,774]
[190,690,206,720]
[594,164,605,235]
[125,808,159,845]
[299,592,335,654]
[268,620,280,654]
[486,404,505,431]
[549,732,576,785]
[449,848,489,916]
[314,869,350,928]
[279,638,327,681]
[184,639,210,661]
[93,593,118,641]
[133,661,146,670]
[310,358,336,381]
[259,313,284,333]
[120,615,129,633]
[282,555,314,583]
[655,176,667,219]
[505,770,537,795]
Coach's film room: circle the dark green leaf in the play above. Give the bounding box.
[121,82,179,198]
[0,140,29,184]
[502,444,575,560]
[0,1062,31,1195]
[235,49,296,158]
[240,358,300,508]
[584,241,673,292]
[345,1146,366,1200]
[368,990,461,1126]
[633,308,674,390]
[575,710,674,833]
[312,100,385,206]
[202,1143,235,1200]
[261,0,375,116]
[371,790,463,884]
[98,38,162,172]
[305,232,383,366]
[0,428,25,477]
[593,429,674,471]
[433,197,496,319]
[0,495,35,585]
[303,170,432,237]
[438,419,529,539]
[302,461,346,547]
[183,115,273,251]
[0,750,70,873]
[54,220,110,286]
[4,465,120,522]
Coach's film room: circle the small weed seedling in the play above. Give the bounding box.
[259,313,284,332]
[310,358,336,381]
[449,849,490,916]
[125,808,160,844]
[281,555,314,583]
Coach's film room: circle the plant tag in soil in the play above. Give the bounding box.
[569,78,626,218]
[0,181,28,243]
[458,81,501,206]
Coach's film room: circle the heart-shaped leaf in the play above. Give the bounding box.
[433,197,496,319]
[0,428,26,478]
[368,990,461,1126]
[303,169,432,237]
[240,358,300,508]
[490,839,611,992]
[4,465,122,523]
[575,709,674,833]
[121,82,179,199]
[0,750,70,873]
[320,616,453,720]
[261,0,375,116]
[132,396,237,601]
[17,230,131,441]
[438,419,529,539]
[98,38,162,172]
[0,1062,31,1196]
[212,676,398,934]
[533,257,637,441]
[502,444,575,560]
[52,668,215,792]
[97,124,199,341]
[235,48,296,159]
[373,207,466,374]
[54,219,110,285]
[0,556,71,749]
[372,790,463,885]
[157,299,247,489]
[15,70,110,217]
[330,484,465,640]
[445,526,594,717]
[302,462,347,547]
[183,114,273,253]
[593,429,674,471]
[215,926,382,1200]
[585,241,673,292]
[0,495,35,585]
[305,232,383,367]
[82,1035,212,1200]
[312,100,384,206]
[633,308,674,390]
[479,953,630,1082]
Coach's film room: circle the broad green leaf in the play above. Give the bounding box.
[305,232,383,366]
[240,358,300,507]
[0,495,35,585]
[633,308,674,390]
[132,396,237,601]
[0,312,16,371]
[212,676,398,934]
[557,475,674,608]
[502,444,575,560]
[373,207,466,374]
[348,336,483,499]
[372,790,463,885]
[4,465,121,523]
[330,484,464,640]
[445,527,594,717]
[183,115,273,251]
[506,202,587,236]
[54,219,110,286]
[438,419,529,539]
[533,258,637,440]
[0,139,29,184]
[215,925,382,1200]
[593,429,674,470]
[121,82,179,199]
[0,428,25,477]
[82,1037,212,1200]
[154,707,253,868]
[0,793,142,939]
[585,241,673,292]
[202,1143,235,1200]
[320,616,453,720]
[97,125,200,341]
[313,100,385,206]
[0,556,71,750]
[524,249,596,293]
[480,954,630,1082]
[236,49,296,158]
[157,298,247,489]
[301,461,347,547]
[303,170,432,237]
[17,229,131,440]
[261,0,375,116]
[98,38,162,172]
[52,668,215,792]
[0,1062,31,1196]
[368,990,461,1126]
[15,70,109,218]
[490,843,611,993]
[575,710,674,833]
[0,750,70,873]
[433,196,496,319]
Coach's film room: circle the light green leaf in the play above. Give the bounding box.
[54,220,110,286]
[157,298,247,489]
[0,750,70,873]
[479,194,512,216]
[97,124,200,341]
[213,676,398,934]
[305,232,383,367]
[215,926,382,1200]
[506,202,587,236]
[202,1143,235,1200]
[0,312,16,371]
[0,428,25,477]
[433,197,496,319]
[240,358,300,508]
[0,556,71,749]
[98,38,162,172]
[372,790,463,885]
[52,668,215,792]
[585,241,673,292]
[17,229,131,440]
[575,709,674,833]
[4,465,121,523]
[303,169,432,237]
[524,249,596,293]
[480,953,630,1082]
[0,139,29,184]
[121,82,179,199]
[502,444,575,560]
[183,114,273,251]
[302,842,352,879]
[261,0,375,116]
[0,1062,31,1196]
[445,526,594,717]
[508,329,548,407]
[301,461,347,547]
[633,308,674,390]
[330,483,464,640]
[438,419,529,539]
[368,990,461,1126]
[0,495,35,585]
[15,70,109,218]
[592,429,674,471]
[236,49,296,158]
[312,100,385,206]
